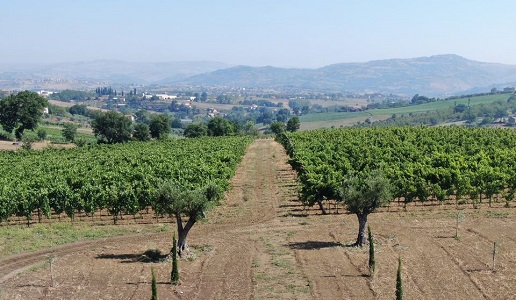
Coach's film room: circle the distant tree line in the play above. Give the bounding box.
[50,90,96,102]
[95,87,137,97]
[239,99,283,107]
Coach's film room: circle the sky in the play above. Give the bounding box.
[2,0,516,68]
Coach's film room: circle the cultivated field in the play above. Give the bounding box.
[1,139,515,299]
[300,93,511,128]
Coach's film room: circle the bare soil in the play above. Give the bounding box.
[1,139,516,299]
[0,141,74,151]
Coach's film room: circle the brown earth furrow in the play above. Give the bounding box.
[0,233,163,284]
[436,243,489,299]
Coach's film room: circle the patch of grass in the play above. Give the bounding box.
[190,244,214,253]
[272,258,290,268]
[255,235,311,299]
[286,230,297,237]
[485,210,510,219]
[255,273,273,282]
[183,244,214,261]
[252,258,260,268]
[27,260,49,272]
[0,222,170,258]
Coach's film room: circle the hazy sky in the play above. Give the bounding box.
[2,0,515,68]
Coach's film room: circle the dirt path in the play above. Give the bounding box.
[2,139,516,300]
[0,139,313,299]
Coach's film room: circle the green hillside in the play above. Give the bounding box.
[300,93,512,129]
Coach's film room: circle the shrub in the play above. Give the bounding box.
[368,225,375,275]
[37,129,47,141]
[396,257,403,300]
[21,135,36,150]
[151,267,158,300]
[171,234,179,285]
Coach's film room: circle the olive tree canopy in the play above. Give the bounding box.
[340,170,392,246]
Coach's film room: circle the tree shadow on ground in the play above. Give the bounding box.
[96,249,168,263]
[322,274,370,278]
[287,241,344,250]
[126,281,171,285]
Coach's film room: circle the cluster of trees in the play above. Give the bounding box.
[224,105,296,128]
[239,99,283,107]
[183,115,300,138]
[72,106,264,143]
[288,99,310,115]
[90,109,259,143]
[95,87,129,96]
[50,90,95,102]
[193,92,208,102]
[215,95,232,104]
[256,92,354,101]
[0,91,48,140]
[168,100,200,119]
[183,117,245,138]
[269,116,300,135]
[279,126,516,245]
[410,94,437,105]
[90,111,178,144]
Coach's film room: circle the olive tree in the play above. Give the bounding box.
[340,170,391,247]
[154,182,222,256]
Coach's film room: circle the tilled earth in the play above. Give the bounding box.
[1,139,516,299]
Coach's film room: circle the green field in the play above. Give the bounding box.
[23,125,96,144]
[300,94,511,129]
[0,222,169,258]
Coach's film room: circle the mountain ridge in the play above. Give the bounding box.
[179,54,516,96]
[2,55,516,96]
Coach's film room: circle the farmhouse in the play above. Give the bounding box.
[155,94,178,100]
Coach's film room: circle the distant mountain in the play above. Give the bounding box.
[2,55,516,96]
[178,55,516,96]
[0,60,231,84]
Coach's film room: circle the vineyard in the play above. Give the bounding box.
[278,127,516,211]
[2,138,516,299]
[0,136,253,225]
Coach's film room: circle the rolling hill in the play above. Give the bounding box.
[0,60,231,84]
[179,55,516,96]
[2,55,516,96]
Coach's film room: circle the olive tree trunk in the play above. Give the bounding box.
[316,198,328,215]
[355,212,368,247]
[175,214,196,256]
